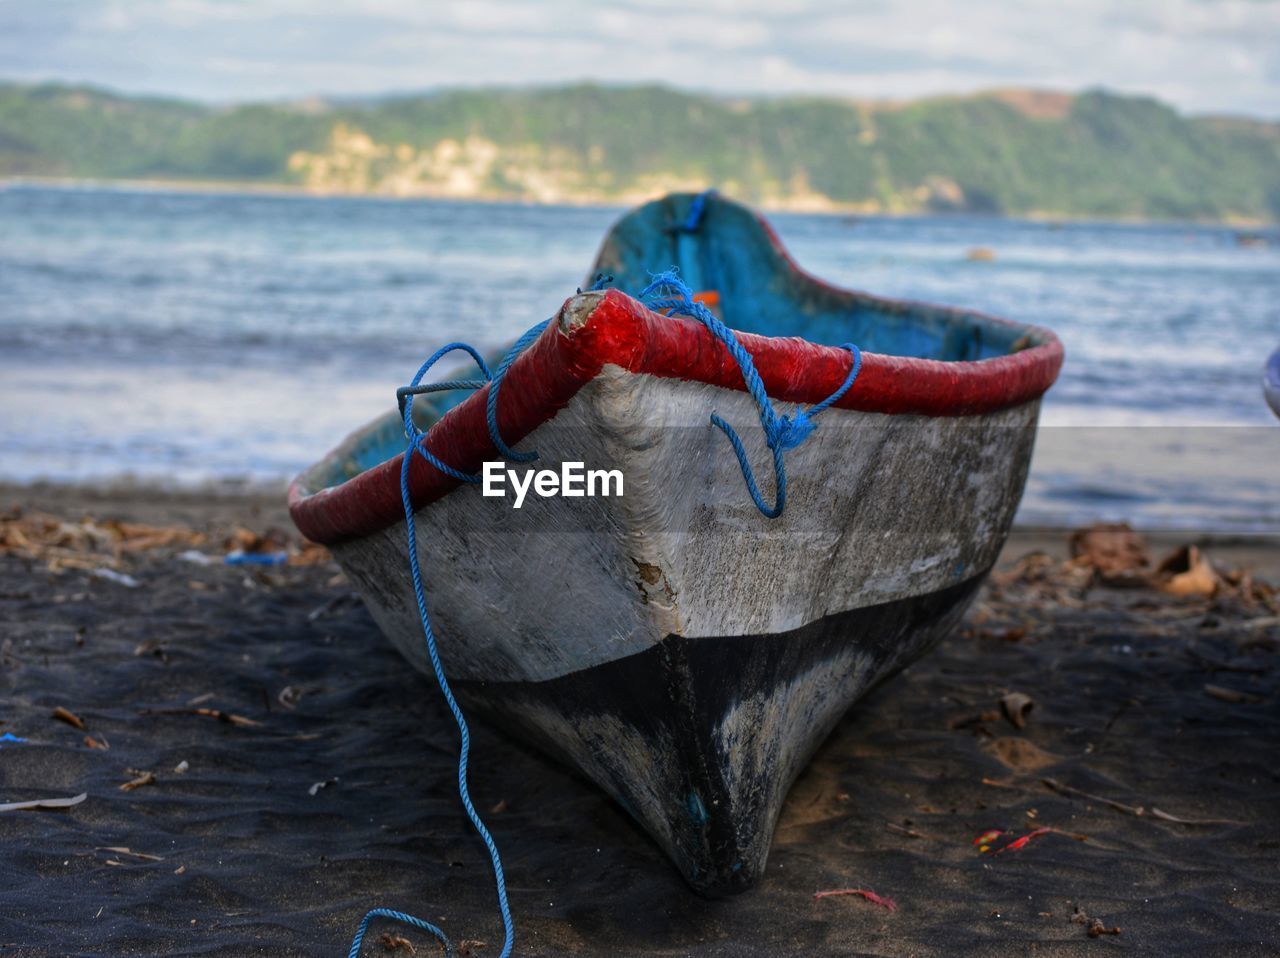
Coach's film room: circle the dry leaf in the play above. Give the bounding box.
[1000,692,1035,729]
[1158,545,1220,597]
[379,933,417,954]
[143,707,261,727]
[52,706,86,730]
[290,541,333,566]
[1069,523,1150,586]
[120,771,156,792]
[1087,919,1121,937]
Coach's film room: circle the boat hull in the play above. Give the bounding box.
[291,193,1062,896]
[324,357,1040,894]
[452,575,984,896]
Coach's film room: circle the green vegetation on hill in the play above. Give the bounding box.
[1,81,1277,221]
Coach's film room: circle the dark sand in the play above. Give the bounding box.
[2,484,1278,957]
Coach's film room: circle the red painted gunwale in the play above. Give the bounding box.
[289,288,1062,545]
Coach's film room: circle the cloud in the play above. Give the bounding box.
[1,0,1277,116]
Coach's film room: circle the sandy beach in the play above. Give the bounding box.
[2,483,1278,957]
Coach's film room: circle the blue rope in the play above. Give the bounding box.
[577,272,614,294]
[350,267,858,954]
[398,343,493,484]
[349,276,627,956]
[378,438,515,958]
[352,353,533,956]
[348,909,453,958]
[639,269,861,518]
[485,319,550,462]
[673,189,716,233]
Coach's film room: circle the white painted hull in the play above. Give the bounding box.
[328,368,1039,893]
[291,193,1062,895]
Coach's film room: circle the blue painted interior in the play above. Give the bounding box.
[309,192,1043,493]
[316,392,460,488]
[595,192,1033,360]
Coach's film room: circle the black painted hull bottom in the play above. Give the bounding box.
[456,573,986,897]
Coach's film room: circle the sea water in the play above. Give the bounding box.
[1,185,1276,531]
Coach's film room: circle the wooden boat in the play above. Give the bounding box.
[289,193,1063,896]
[1267,345,1280,419]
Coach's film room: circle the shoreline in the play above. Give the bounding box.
[5,481,1274,573]
[4,175,1276,228]
[5,480,1280,578]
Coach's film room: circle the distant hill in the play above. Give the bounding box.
[2,81,1277,221]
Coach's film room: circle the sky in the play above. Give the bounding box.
[2,0,1278,117]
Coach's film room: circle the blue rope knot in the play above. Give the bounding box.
[770,412,815,451]
[639,268,862,518]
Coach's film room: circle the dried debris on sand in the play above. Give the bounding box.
[1058,522,1274,606]
[979,522,1277,625]
[0,506,330,572]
